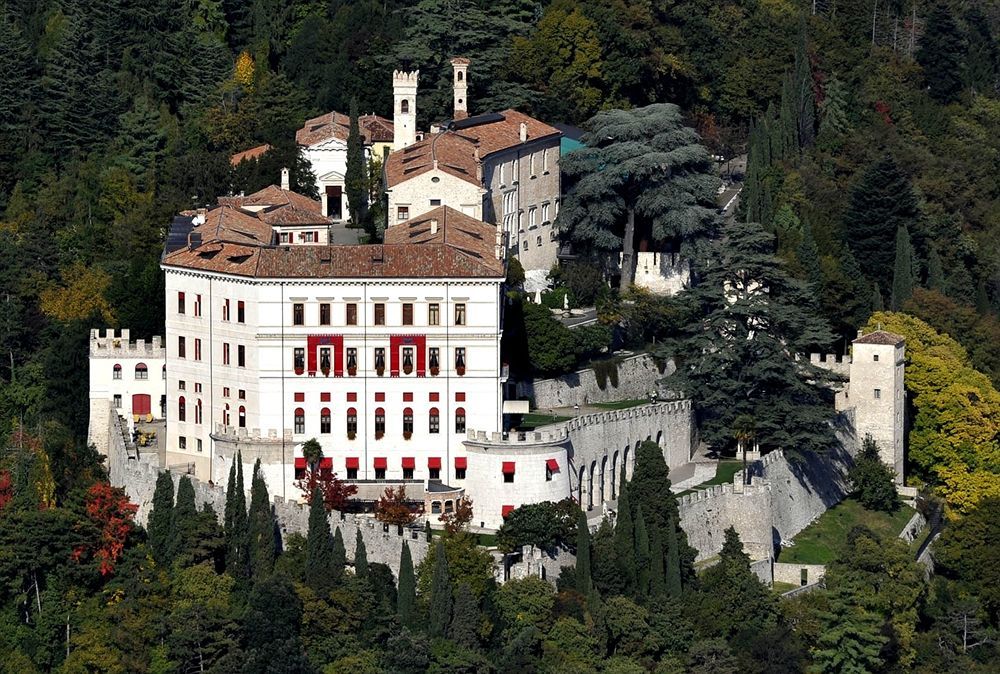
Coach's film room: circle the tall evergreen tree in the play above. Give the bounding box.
[818,75,851,143]
[778,74,797,159]
[225,453,249,577]
[354,528,368,578]
[591,517,623,597]
[173,475,197,558]
[634,506,651,599]
[449,582,481,649]
[926,243,944,291]
[843,156,918,290]
[699,528,780,640]
[662,221,839,454]
[891,225,915,311]
[575,508,592,596]
[666,516,682,597]
[0,14,32,190]
[917,4,965,103]
[557,104,719,292]
[613,474,636,596]
[797,219,823,291]
[793,21,815,150]
[331,526,346,580]
[428,539,453,637]
[648,524,666,598]
[149,471,175,566]
[398,541,417,627]
[248,459,275,579]
[811,585,888,673]
[304,486,334,594]
[345,96,367,228]
[963,6,999,95]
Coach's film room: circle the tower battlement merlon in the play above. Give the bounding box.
[89,328,164,357]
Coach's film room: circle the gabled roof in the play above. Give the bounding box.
[234,185,330,227]
[230,143,272,166]
[385,110,561,188]
[384,206,501,273]
[296,111,395,147]
[199,206,275,246]
[854,330,905,346]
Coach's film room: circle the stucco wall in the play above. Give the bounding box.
[629,252,690,296]
[523,354,673,409]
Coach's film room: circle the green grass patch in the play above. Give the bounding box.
[429,529,497,546]
[778,498,916,565]
[591,399,649,410]
[675,461,743,497]
[518,413,573,430]
[771,581,799,595]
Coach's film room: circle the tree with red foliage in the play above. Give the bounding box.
[440,496,474,534]
[374,485,417,527]
[83,482,137,576]
[0,470,11,511]
[295,469,358,513]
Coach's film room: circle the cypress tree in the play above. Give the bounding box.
[665,516,682,597]
[149,471,175,566]
[634,506,651,599]
[331,526,346,580]
[449,582,480,649]
[926,244,944,291]
[345,96,367,227]
[173,475,197,558]
[649,525,666,598]
[963,6,1000,95]
[614,474,636,596]
[575,508,592,596]
[891,225,914,310]
[591,518,623,597]
[227,453,249,577]
[793,21,815,150]
[428,540,453,637]
[779,75,797,159]
[872,283,884,312]
[354,528,368,578]
[398,541,416,627]
[305,486,334,594]
[224,460,237,537]
[797,219,823,291]
[248,459,275,579]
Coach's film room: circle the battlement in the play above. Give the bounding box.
[90,328,164,358]
[392,70,419,86]
[212,424,291,442]
[809,353,851,366]
[564,400,692,433]
[677,476,769,509]
[465,428,569,445]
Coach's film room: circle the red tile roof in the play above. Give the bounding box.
[296,111,394,146]
[236,185,330,227]
[854,330,905,346]
[385,110,560,188]
[230,144,273,166]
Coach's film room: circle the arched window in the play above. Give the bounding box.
[403,407,414,437]
[223,403,230,426]
[135,362,148,380]
[294,407,305,434]
[320,407,331,434]
[457,71,463,82]
[431,501,442,514]
[113,363,122,380]
[239,405,246,428]
[162,364,166,380]
[347,407,358,437]
[400,99,410,113]
[429,407,440,434]
[444,500,454,513]
[375,407,385,438]
[195,399,203,424]
[455,407,466,433]
[178,396,186,422]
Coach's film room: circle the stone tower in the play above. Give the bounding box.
[451,57,469,120]
[848,330,906,483]
[393,70,419,150]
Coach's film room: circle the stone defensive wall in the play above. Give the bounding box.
[521,354,673,409]
[677,479,774,562]
[89,328,166,359]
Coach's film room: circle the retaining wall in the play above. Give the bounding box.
[523,354,673,409]
[773,562,826,586]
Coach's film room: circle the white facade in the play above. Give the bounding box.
[847,337,906,482]
[388,168,485,223]
[393,70,419,150]
[303,137,350,220]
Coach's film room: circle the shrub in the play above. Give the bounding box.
[848,435,900,513]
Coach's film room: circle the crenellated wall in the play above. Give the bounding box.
[677,479,773,562]
[522,354,673,409]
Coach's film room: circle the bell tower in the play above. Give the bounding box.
[451,57,470,120]
[393,70,419,150]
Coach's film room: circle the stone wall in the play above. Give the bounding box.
[773,562,826,586]
[677,480,774,562]
[523,354,672,409]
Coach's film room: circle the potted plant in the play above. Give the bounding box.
[375,431,384,440]
[348,431,356,440]
[403,362,413,375]
[376,365,385,377]
[403,431,412,440]
[456,365,465,376]
[348,365,357,376]
[430,365,440,376]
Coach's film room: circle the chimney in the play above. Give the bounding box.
[430,219,439,235]
[393,69,419,150]
[451,57,470,120]
[280,167,290,191]
[474,146,482,183]
[519,122,527,143]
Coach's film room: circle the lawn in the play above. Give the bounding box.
[591,399,649,410]
[429,529,497,546]
[778,498,917,565]
[675,461,743,497]
[772,581,799,595]
[517,413,573,430]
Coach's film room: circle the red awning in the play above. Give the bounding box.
[373,457,387,469]
[502,461,516,475]
[402,457,415,469]
[546,458,559,471]
[345,457,359,469]
[502,505,515,518]
[294,458,307,469]
[455,457,468,469]
[319,457,333,469]
[427,457,442,469]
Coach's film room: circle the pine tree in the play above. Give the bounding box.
[818,75,851,144]
[917,4,965,103]
[428,540,453,637]
[665,516,682,597]
[793,21,815,150]
[305,486,334,594]
[248,459,275,579]
[575,508,592,596]
[449,582,481,649]
[634,506,651,600]
[963,6,999,96]
[926,243,944,291]
[354,528,368,578]
[149,471,175,566]
[331,526,346,580]
[811,585,888,673]
[842,156,918,294]
[398,541,417,627]
[797,219,823,291]
[891,225,915,310]
[345,96,367,228]
[614,474,636,596]
[0,15,33,185]
[558,104,719,292]
[648,525,666,598]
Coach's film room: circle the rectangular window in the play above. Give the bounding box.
[455,467,466,480]
[455,303,466,326]
[375,410,386,436]
[346,303,358,325]
[293,303,304,326]
[375,467,386,480]
[429,467,441,480]
[529,152,536,177]
[499,163,505,185]
[397,206,409,221]
[237,345,245,367]
[542,203,550,223]
[197,439,202,452]
[303,231,315,243]
[237,301,245,323]
[280,232,290,244]
[346,347,358,374]
[194,294,202,317]
[429,347,440,374]
[223,299,230,321]
[428,303,440,326]
[347,468,358,480]
[319,347,331,373]
[320,412,331,434]
[194,383,202,393]
[223,387,230,398]
[873,354,879,362]
[537,235,542,247]
[294,348,305,373]
[455,347,466,373]
[177,292,185,314]
[542,147,549,172]
[178,336,186,358]
[874,388,881,399]
[403,467,414,480]
[238,389,245,400]
[402,303,413,326]
[374,347,385,375]
[374,303,385,326]
[529,207,537,228]
[114,394,122,409]
[113,367,122,380]
[194,339,202,361]
[504,472,514,483]
[179,436,186,450]
[430,413,440,434]
[223,343,230,365]
[294,410,305,434]
[430,199,441,206]
[178,380,186,391]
